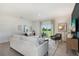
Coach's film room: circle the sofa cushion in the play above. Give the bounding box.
[25,36,45,46]
[12,35,45,46]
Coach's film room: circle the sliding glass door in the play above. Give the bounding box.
[41,20,54,38]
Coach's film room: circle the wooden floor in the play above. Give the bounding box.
[54,42,77,56]
[0,42,22,56]
[0,41,77,56]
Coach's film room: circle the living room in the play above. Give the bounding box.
[0,3,78,56]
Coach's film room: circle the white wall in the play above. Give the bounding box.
[31,15,71,40]
[0,15,32,43]
[54,15,71,41]
[32,21,41,36]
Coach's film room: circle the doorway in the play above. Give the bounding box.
[41,20,54,38]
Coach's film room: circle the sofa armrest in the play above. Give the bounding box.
[37,41,48,56]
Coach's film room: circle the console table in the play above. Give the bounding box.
[66,38,78,53]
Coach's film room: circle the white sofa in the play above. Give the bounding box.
[9,35,48,56]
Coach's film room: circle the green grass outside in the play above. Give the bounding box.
[41,30,53,38]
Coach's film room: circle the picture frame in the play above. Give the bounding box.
[58,23,67,32]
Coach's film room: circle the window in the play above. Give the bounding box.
[41,20,54,38]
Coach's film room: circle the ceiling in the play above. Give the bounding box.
[0,3,75,20]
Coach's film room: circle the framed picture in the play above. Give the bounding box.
[58,23,67,32]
